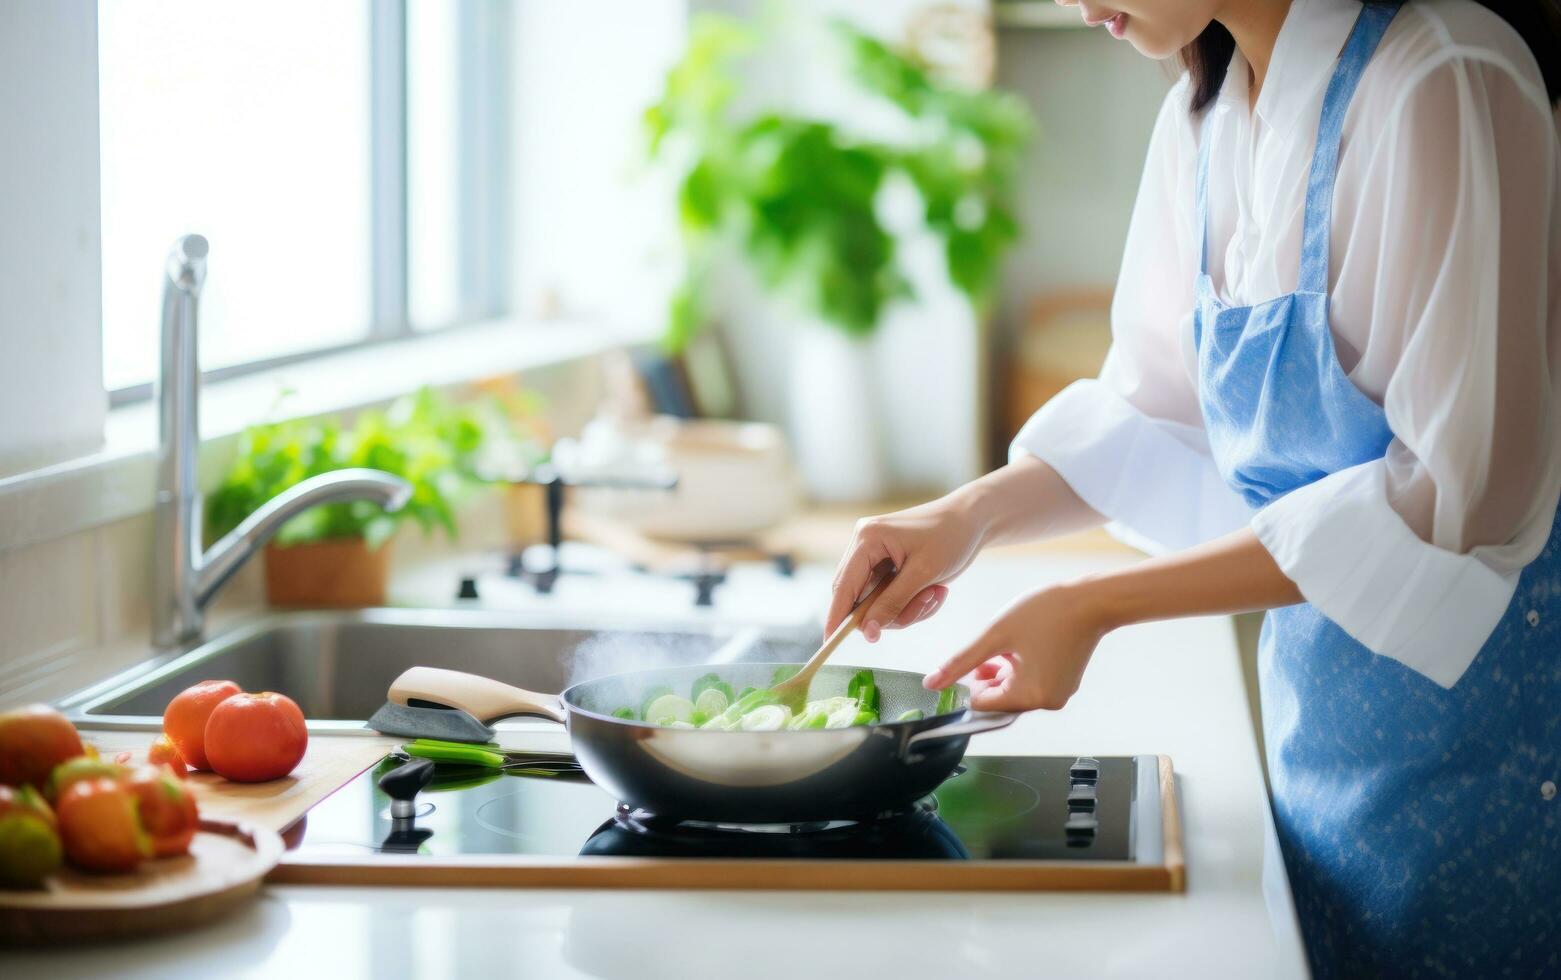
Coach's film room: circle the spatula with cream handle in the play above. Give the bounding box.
[770,560,895,714]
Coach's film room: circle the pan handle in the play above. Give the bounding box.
[388,666,566,724]
[902,710,1017,753]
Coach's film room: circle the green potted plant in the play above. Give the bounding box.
[646,15,1030,499]
[205,387,488,608]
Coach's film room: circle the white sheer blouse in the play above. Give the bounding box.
[1012,0,1561,687]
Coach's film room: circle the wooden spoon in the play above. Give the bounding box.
[772,560,895,713]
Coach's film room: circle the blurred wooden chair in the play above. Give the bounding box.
[1000,287,1113,447]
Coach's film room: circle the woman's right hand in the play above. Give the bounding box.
[824,493,988,642]
[822,456,1106,642]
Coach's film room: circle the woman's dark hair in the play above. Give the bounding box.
[1180,0,1561,113]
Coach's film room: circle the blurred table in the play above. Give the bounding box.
[761,497,1134,566]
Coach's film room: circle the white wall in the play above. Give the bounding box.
[0,0,106,478]
[991,26,1173,339]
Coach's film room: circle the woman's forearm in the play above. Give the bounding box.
[955,454,1106,549]
[1074,527,1303,631]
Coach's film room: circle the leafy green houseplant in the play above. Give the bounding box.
[206,387,489,607]
[646,15,1032,351]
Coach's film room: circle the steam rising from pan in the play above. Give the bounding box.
[563,628,768,688]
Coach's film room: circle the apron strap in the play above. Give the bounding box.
[1194,1,1402,286]
[1296,1,1403,294]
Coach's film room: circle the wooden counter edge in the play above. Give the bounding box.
[1159,754,1186,893]
[268,856,1178,892]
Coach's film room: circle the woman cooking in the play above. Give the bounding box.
[825,0,1560,973]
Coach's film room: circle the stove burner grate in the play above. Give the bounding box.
[613,795,940,838]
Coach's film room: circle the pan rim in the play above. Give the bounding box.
[560,661,970,735]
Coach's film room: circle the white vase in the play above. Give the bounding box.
[787,324,887,503]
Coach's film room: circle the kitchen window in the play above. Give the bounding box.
[98,0,510,403]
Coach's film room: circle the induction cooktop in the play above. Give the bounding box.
[275,754,1184,892]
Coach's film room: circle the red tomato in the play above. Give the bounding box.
[204,692,308,783]
[123,766,199,858]
[55,777,151,873]
[0,705,84,790]
[148,734,188,777]
[163,680,241,771]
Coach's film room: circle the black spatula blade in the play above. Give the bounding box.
[366,701,495,743]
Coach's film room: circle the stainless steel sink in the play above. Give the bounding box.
[61,608,813,733]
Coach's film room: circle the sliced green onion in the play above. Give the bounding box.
[739,704,793,731]
[824,698,862,729]
[730,687,783,713]
[935,685,958,715]
[644,693,695,726]
[691,673,736,704]
[693,687,729,718]
[639,685,675,718]
[708,688,781,729]
[788,705,830,729]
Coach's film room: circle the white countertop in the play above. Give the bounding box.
[2,551,1309,979]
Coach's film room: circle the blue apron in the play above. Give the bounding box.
[1191,4,1561,975]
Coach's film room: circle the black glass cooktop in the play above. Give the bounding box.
[287,754,1163,865]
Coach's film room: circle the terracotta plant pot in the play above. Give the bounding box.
[262,539,392,608]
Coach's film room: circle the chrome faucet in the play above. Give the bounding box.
[151,235,412,648]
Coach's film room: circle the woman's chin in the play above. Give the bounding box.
[1126,31,1189,61]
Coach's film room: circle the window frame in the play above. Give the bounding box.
[105,0,512,408]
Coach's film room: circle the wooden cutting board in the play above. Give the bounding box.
[80,730,392,834]
[0,820,284,946]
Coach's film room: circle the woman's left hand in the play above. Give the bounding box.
[921,583,1108,712]
[920,530,1304,711]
